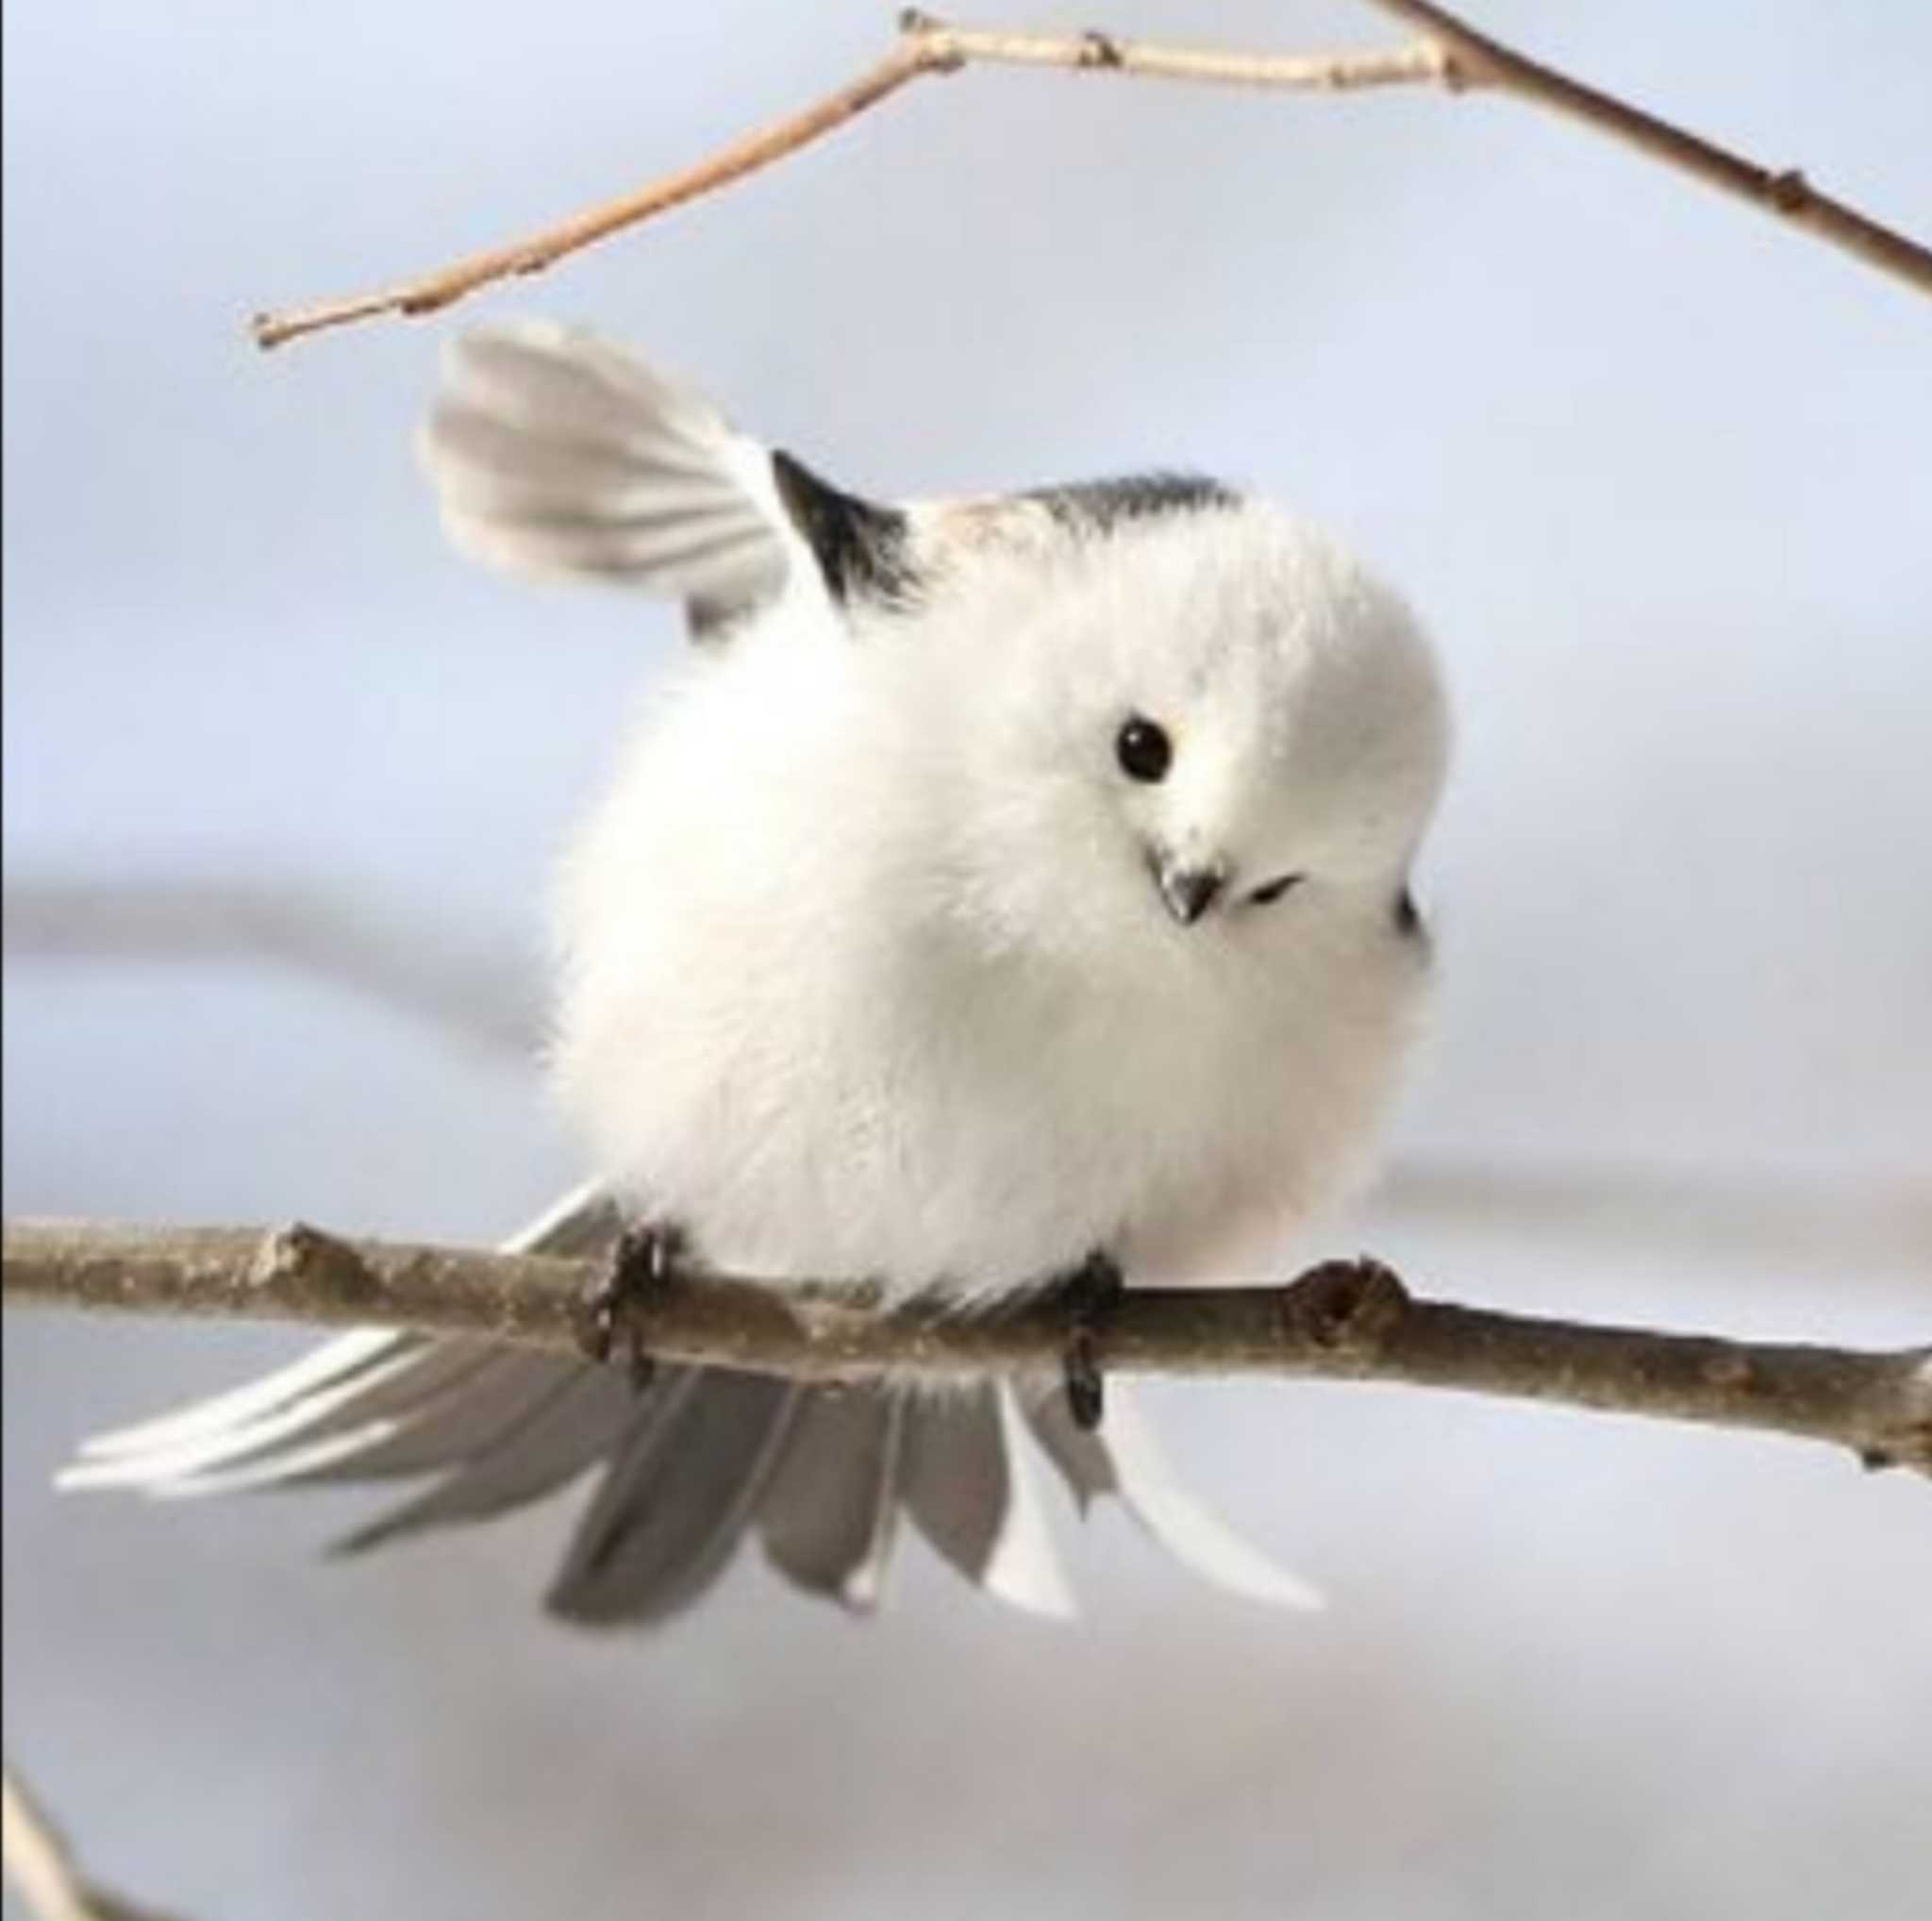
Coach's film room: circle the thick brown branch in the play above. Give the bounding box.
[250,8,1932,348]
[6,1218,1926,1478]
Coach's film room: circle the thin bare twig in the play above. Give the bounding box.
[6,1217,1926,1478]
[1358,0,1932,290]
[249,20,1441,347]
[251,5,1932,348]
[3,1766,188,1921]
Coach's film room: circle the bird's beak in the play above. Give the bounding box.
[1155,856,1227,927]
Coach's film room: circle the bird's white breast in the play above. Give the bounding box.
[550,607,1424,1302]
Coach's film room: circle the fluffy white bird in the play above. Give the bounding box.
[65,322,1450,1629]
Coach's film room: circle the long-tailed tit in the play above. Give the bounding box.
[66,323,1449,1628]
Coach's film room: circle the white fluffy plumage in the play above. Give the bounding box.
[552,476,1447,1302]
[61,324,1450,1629]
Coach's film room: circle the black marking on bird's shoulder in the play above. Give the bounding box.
[1394,885,1427,947]
[771,449,920,610]
[1024,472,1241,535]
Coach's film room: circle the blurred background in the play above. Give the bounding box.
[4,2,1928,1915]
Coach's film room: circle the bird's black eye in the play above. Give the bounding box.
[1115,716,1172,784]
[1248,872,1305,907]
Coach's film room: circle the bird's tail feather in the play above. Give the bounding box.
[58,1187,1316,1625]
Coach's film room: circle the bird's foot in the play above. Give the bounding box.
[1057,1249,1124,1432]
[578,1220,690,1388]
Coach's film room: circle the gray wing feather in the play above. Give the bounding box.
[506,1182,626,1260]
[426,404,724,506]
[1021,1381,1118,1513]
[899,1386,1008,1582]
[421,321,792,623]
[166,1354,579,1497]
[545,1369,800,1628]
[899,1385,1074,1619]
[1025,1379,1323,1611]
[65,1333,452,1473]
[280,1353,577,1486]
[58,1340,515,1493]
[59,1184,621,1497]
[757,1388,905,1612]
[335,1365,640,1552]
[442,514,775,594]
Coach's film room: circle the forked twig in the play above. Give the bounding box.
[251,5,1932,349]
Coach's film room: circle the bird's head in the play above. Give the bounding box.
[915,493,1449,972]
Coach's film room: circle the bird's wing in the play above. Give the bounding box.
[419,321,798,633]
[421,320,928,633]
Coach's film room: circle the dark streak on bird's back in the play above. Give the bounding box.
[771,450,922,610]
[1024,472,1241,534]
